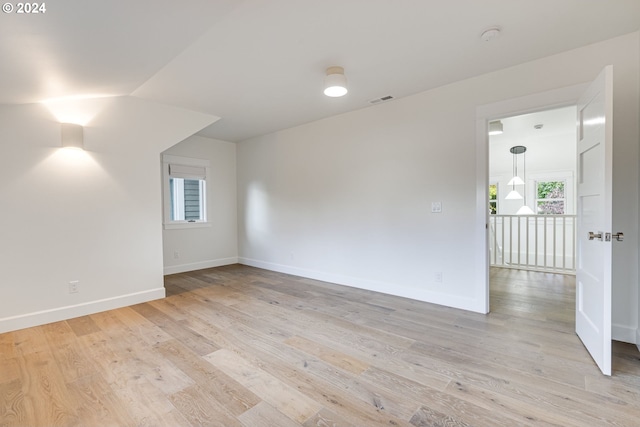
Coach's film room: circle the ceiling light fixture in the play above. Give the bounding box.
[505,145,525,200]
[488,120,503,135]
[324,66,348,97]
[516,203,535,215]
[508,145,535,214]
[505,189,523,200]
[481,27,501,42]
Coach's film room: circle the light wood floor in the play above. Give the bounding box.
[1,265,639,426]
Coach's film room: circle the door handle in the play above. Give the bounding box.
[588,231,602,241]
[603,232,624,242]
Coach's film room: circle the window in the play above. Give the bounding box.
[489,183,498,214]
[162,154,210,229]
[170,177,205,221]
[536,180,565,214]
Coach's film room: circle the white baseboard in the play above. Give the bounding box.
[238,257,483,313]
[163,257,238,275]
[0,288,166,334]
[612,323,637,344]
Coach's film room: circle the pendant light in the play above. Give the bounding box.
[505,189,523,200]
[508,145,535,214]
[517,204,535,215]
[507,175,525,186]
[505,145,524,200]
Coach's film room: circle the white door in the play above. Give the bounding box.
[575,66,614,376]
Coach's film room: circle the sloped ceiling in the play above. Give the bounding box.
[1,0,639,142]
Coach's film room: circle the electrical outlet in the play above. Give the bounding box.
[431,202,442,213]
[173,251,180,259]
[69,280,79,293]
[434,272,443,283]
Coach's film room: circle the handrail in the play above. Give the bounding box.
[489,214,576,274]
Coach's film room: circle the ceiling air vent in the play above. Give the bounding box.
[369,95,394,104]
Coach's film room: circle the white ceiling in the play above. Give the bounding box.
[490,106,577,176]
[2,0,639,142]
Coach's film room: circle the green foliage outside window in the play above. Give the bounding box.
[489,184,497,214]
[537,181,565,214]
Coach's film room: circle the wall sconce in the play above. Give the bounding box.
[488,120,503,135]
[61,123,84,150]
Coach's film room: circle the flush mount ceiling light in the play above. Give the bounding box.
[488,120,503,135]
[324,66,348,97]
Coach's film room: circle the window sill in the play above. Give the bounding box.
[164,222,212,230]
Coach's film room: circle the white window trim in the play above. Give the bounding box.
[162,154,211,230]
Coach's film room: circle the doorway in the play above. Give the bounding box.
[474,82,589,314]
[488,106,577,276]
[478,68,627,376]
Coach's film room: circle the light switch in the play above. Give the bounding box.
[431,202,442,213]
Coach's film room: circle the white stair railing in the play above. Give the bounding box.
[489,214,576,274]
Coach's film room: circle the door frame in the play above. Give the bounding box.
[475,83,589,313]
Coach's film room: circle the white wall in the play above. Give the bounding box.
[162,135,238,274]
[237,32,640,338]
[0,96,217,333]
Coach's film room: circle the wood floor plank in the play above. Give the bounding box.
[90,312,196,396]
[284,335,370,375]
[107,370,184,427]
[66,374,135,427]
[238,401,301,427]
[0,357,19,384]
[66,315,101,337]
[15,350,79,426]
[154,339,261,416]
[169,384,243,427]
[0,331,17,360]
[205,348,322,424]
[40,321,78,346]
[302,407,355,427]
[47,341,95,384]
[409,405,471,427]
[0,379,26,427]
[75,331,124,385]
[111,306,174,346]
[10,327,50,357]
[129,303,219,356]
[444,378,585,427]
